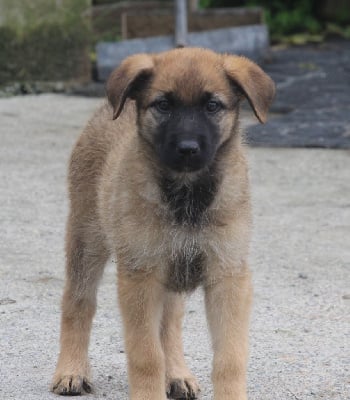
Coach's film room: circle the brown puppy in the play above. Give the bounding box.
[52,48,275,400]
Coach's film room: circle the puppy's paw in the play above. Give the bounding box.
[166,376,200,399]
[51,375,92,396]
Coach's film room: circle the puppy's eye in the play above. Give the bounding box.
[206,100,222,113]
[155,100,171,113]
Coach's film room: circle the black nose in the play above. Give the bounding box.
[177,140,200,156]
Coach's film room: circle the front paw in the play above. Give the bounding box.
[166,376,200,399]
[51,374,92,396]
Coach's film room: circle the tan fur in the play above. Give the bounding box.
[52,48,275,400]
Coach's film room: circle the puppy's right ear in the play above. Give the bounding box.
[223,55,275,124]
[106,54,154,120]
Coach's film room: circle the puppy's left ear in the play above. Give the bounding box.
[223,55,275,123]
[106,53,154,120]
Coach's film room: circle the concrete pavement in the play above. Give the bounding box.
[0,94,349,399]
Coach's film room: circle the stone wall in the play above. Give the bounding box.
[123,8,262,39]
[0,0,91,85]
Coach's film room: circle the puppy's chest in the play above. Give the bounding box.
[159,173,218,227]
[166,234,206,292]
[158,175,219,292]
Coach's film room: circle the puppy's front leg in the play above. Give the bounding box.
[118,268,166,400]
[161,293,200,399]
[205,268,252,400]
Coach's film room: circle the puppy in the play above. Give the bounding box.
[52,47,275,400]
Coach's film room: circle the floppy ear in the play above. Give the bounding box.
[106,53,154,120]
[223,55,275,123]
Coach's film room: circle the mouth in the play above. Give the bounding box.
[163,155,206,173]
[179,162,203,173]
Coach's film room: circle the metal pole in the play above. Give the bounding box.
[174,0,188,47]
[189,0,199,12]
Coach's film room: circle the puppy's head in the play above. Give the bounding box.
[107,48,275,173]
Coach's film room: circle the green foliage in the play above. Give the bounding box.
[200,0,350,41]
[263,8,321,38]
[199,0,322,36]
[246,0,321,38]
[200,0,216,6]
[325,22,350,39]
[200,0,245,6]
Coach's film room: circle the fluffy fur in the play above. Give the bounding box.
[52,47,275,400]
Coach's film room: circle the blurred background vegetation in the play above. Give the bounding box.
[201,0,350,42]
[0,0,349,88]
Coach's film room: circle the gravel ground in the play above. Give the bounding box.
[0,94,349,400]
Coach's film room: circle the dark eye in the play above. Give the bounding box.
[206,100,222,113]
[155,99,171,113]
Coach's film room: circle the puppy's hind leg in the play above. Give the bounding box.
[52,218,109,396]
[161,293,200,400]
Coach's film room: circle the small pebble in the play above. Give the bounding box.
[0,298,16,305]
[298,273,308,279]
